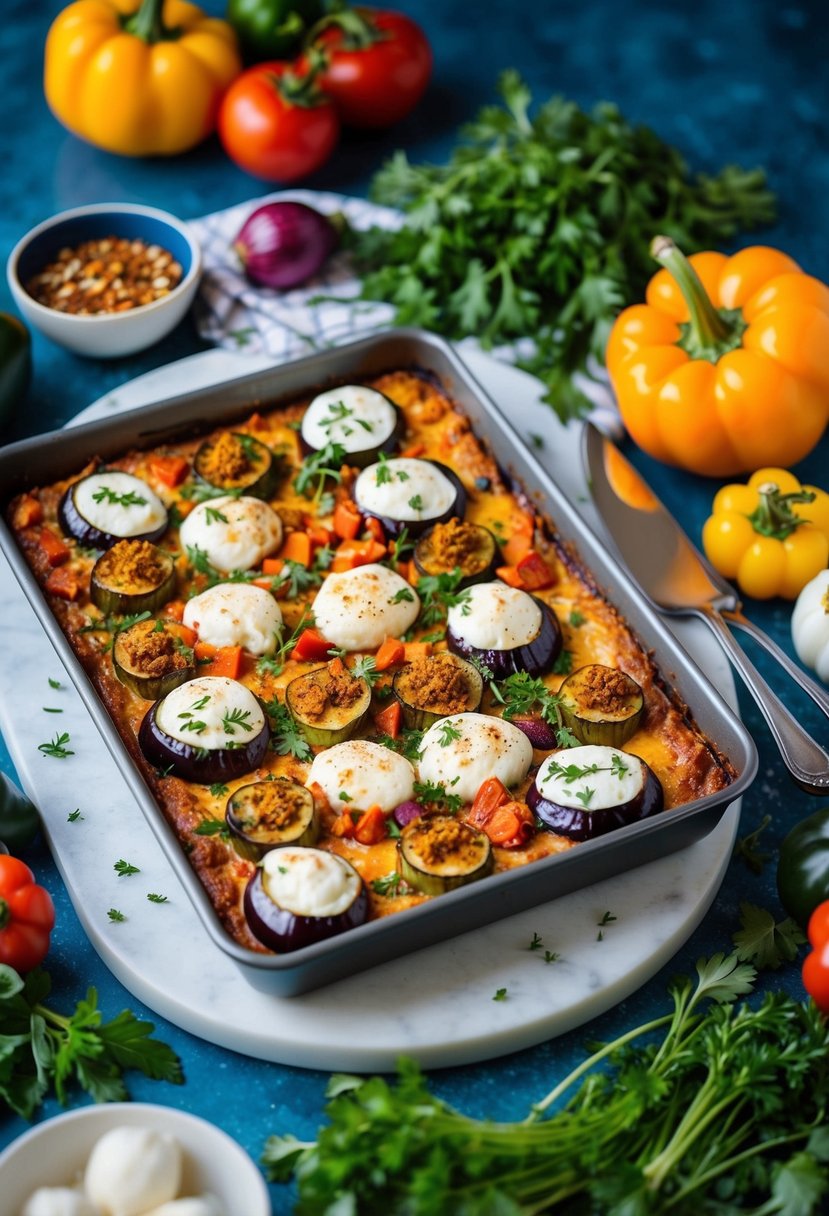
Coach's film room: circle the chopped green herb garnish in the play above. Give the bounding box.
[37,732,74,759]
[67,808,83,822]
[107,908,126,922]
[114,859,140,878]
[147,893,169,904]
[493,987,508,1002]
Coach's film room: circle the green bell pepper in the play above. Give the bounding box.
[0,312,31,430]
[0,772,41,853]
[777,807,829,928]
[226,0,323,61]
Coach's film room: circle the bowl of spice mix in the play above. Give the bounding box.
[6,202,202,357]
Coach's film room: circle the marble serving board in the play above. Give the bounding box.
[0,348,740,1071]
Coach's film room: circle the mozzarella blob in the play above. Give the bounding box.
[311,563,420,651]
[73,472,167,539]
[141,1199,225,1216]
[179,496,282,572]
[301,385,398,454]
[354,458,457,524]
[183,583,282,656]
[84,1126,181,1216]
[156,676,265,751]
[535,745,645,809]
[447,581,542,650]
[308,739,416,812]
[262,847,362,918]
[418,712,533,804]
[21,1191,100,1216]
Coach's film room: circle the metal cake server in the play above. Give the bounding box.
[584,423,829,794]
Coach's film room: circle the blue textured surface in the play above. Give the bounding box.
[2,0,829,1206]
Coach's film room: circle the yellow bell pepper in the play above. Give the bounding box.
[605,238,829,477]
[702,468,829,600]
[44,0,241,157]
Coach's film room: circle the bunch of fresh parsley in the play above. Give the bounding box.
[264,950,829,1213]
[0,964,182,1118]
[349,71,775,422]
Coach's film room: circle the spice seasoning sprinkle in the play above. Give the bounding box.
[25,236,183,315]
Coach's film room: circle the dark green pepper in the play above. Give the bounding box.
[226,0,323,61]
[0,313,31,430]
[777,807,829,928]
[0,772,41,853]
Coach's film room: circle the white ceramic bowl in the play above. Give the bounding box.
[0,1103,271,1215]
[6,203,202,358]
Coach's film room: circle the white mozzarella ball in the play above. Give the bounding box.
[535,745,645,810]
[308,739,415,812]
[311,563,420,651]
[262,849,362,918]
[354,458,456,524]
[301,385,397,454]
[418,712,533,804]
[155,676,265,750]
[179,496,282,572]
[84,1126,181,1216]
[21,1190,100,1216]
[183,583,282,656]
[447,581,541,650]
[73,472,167,539]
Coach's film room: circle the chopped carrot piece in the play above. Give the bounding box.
[12,495,43,529]
[279,531,312,567]
[175,499,196,519]
[331,538,387,572]
[400,442,426,459]
[246,413,266,430]
[483,803,535,847]
[164,600,185,622]
[502,512,535,566]
[333,500,362,541]
[44,566,81,601]
[374,699,402,738]
[290,628,333,663]
[516,550,555,591]
[172,624,198,648]
[469,776,510,823]
[365,515,386,544]
[148,454,189,488]
[38,527,70,567]
[495,564,525,589]
[328,657,346,678]
[374,637,405,671]
[261,557,284,576]
[330,813,356,839]
[353,805,388,846]
[307,524,335,551]
[403,641,433,662]
[195,643,243,679]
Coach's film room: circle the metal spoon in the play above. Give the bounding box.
[583,423,829,794]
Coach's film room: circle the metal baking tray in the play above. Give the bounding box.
[0,329,758,995]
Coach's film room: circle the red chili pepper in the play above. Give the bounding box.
[802,899,829,1014]
[0,855,55,972]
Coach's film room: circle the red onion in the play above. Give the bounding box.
[512,717,559,750]
[393,801,425,828]
[233,202,341,290]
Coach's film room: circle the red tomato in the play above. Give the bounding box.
[218,61,340,182]
[808,900,829,949]
[803,941,829,1014]
[0,855,55,973]
[313,8,432,128]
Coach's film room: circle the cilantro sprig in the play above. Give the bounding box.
[0,964,182,1118]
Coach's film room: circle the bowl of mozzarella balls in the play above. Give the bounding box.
[0,1104,271,1216]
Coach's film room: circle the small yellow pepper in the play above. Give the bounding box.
[702,468,829,600]
[606,238,829,477]
[44,0,241,157]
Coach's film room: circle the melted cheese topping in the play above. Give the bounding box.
[447,581,542,650]
[312,563,420,651]
[308,739,415,812]
[535,745,645,809]
[178,496,283,572]
[183,583,282,656]
[155,676,265,750]
[301,385,397,453]
[73,472,167,539]
[354,458,457,523]
[262,847,362,918]
[418,712,533,804]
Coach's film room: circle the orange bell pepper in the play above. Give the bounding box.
[606,239,829,476]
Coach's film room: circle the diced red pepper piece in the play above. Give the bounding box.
[373,700,402,739]
[38,527,70,567]
[290,628,334,663]
[353,805,388,845]
[148,454,189,488]
[44,566,81,601]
